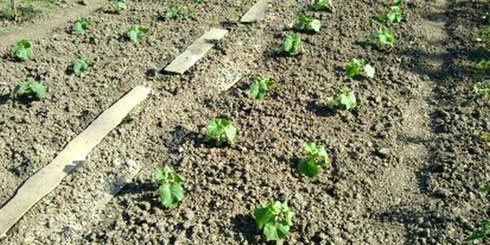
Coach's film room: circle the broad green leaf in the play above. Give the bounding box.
[253,201,295,241]
[11,40,33,61]
[282,34,303,56]
[311,0,334,11]
[295,15,321,33]
[298,158,319,177]
[205,117,237,145]
[12,81,46,100]
[109,0,127,13]
[126,25,149,43]
[157,183,183,209]
[73,57,91,76]
[249,78,274,99]
[73,18,89,35]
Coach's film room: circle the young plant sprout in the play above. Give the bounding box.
[166,4,192,19]
[73,57,91,76]
[11,39,33,61]
[481,132,490,146]
[466,220,490,242]
[109,0,127,13]
[474,80,490,99]
[345,58,375,79]
[282,34,304,56]
[478,25,490,49]
[126,25,149,43]
[295,15,321,33]
[12,80,46,101]
[249,77,275,99]
[297,142,331,177]
[154,166,184,209]
[253,201,295,241]
[311,0,334,12]
[377,6,403,24]
[205,117,237,146]
[73,17,89,35]
[326,87,357,111]
[369,26,395,51]
[475,59,490,76]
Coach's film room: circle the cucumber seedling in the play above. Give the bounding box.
[109,0,127,13]
[73,18,89,35]
[126,25,149,43]
[295,15,321,33]
[282,34,304,56]
[377,6,403,24]
[311,0,334,12]
[345,58,375,79]
[326,87,357,111]
[368,26,395,51]
[253,201,295,241]
[481,132,490,146]
[466,220,490,242]
[474,80,490,99]
[154,166,184,209]
[475,59,490,76]
[297,142,331,177]
[11,39,33,61]
[205,117,237,146]
[12,80,46,101]
[166,4,192,19]
[73,57,92,76]
[249,77,274,99]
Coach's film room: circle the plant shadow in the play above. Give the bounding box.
[230,214,260,244]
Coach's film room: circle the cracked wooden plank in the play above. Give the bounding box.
[0,86,151,238]
[164,28,228,74]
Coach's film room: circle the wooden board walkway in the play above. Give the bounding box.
[164,28,228,74]
[240,0,269,23]
[0,86,151,238]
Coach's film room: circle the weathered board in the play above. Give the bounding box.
[240,0,269,23]
[164,28,228,74]
[0,86,151,238]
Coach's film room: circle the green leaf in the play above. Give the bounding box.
[282,34,303,56]
[295,15,321,33]
[371,26,395,51]
[475,59,490,76]
[253,201,295,241]
[249,77,275,99]
[11,39,33,61]
[126,25,149,43]
[154,166,184,209]
[345,58,363,78]
[479,185,490,194]
[298,142,330,177]
[205,117,237,146]
[474,81,490,99]
[73,18,89,35]
[12,80,46,101]
[326,87,357,111]
[311,0,334,12]
[298,158,319,177]
[466,220,490,242]
[109,0,127,13]
[73,57,91,76]
[166,4,191,19]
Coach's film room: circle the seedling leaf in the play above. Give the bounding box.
[12,80,46,101]
[295,15,321,33]
[282,34,304,56]
[73,18,89,35]
[249,77,275,99]
[311,0,334,12]
[73,57,91,76]
[298,142,331,177]
[126,25,149,43]
[154,166,184,209]
[326,87,357,111]
[345,58,375,79]
[109,0,127,13]
[368,26,395,51]
[205,117,237,146]
[253,201,294,241]
[466,220,490,242]
[11,39,33,61]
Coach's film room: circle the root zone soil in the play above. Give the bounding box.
[0,0,489,244]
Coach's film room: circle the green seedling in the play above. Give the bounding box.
[154,166,184,209]
[394,0,406,5]
[295,15,321,33]
[73,17,89,35]
[481,132,490,146]
[166,4,192,19]
[249,77,274,99]
[12,80,46,101]
[474,80,490,99]
[369,26,395,51]
[126,25,149,43]
[480,185,490,194]
[377,6,403,23]
[311,0,334,12]
[282,34,304,56]
[73,57,91,76]
[109,0,127,13]
[297,142,331,177]
[466,219,490,242]
[11,39,33,61]
[478,25,490,49]
[475,59,490,76]
[205,117,237,145]
[345,58,375,79]
[326,87,357,111]
[253,201,295,241]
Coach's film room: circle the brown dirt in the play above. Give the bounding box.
[0,0,489,244]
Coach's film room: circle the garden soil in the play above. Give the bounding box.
[0,0,489,244]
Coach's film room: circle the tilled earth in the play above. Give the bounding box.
[0,0,489,244]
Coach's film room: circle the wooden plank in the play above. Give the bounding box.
[164,28,228,74]
[0,86,151,238]
[240,0,269,23]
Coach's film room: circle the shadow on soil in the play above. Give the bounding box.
[230,214,260,244]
